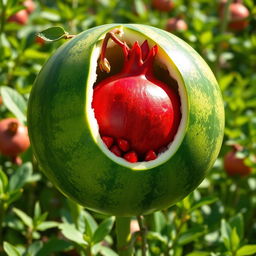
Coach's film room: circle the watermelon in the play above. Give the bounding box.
[27,24,224,216]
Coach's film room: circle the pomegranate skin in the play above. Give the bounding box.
[23,0,36,14]
[219,1,249,31]
[0,118,30,157]
[93,74,180,156]
[224,150,252,177]
[152,0,174,12]
[166,18,188,32]
[8,10,29,25]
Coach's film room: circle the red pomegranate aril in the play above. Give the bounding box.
[102,136,114,148]
[124,151,138,163]
[110,145,122,157]
[117,138,130,152]
[145,150,157,161]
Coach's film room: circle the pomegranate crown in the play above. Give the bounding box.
[99,28,158,75]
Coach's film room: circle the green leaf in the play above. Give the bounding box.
[5,190,22,206]
[92,216,115,245]
[84,210,98,237]
[0,86,27,124]
[189,196,218,212]
[231,227,240,252]
[0,168,8,194]
[34,201,41,221]
[229,213,244,240]
[93,244,119,256]
[37,238,72,256]
[59,223,88,246]
[221,219,232,250]
[13,208,33,228]
[37,26,69,42]
[3,241,21,256]
[178,226,207,245]
[27,241,43,256]
[186,252,210,256]
[9,162,33,191]
[37,221,59,231]
[147,231,168,244]
[237,245,256,256]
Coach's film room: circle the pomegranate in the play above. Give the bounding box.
[219,0,249,31]
[92,29,181,163]
[165,17,188,32]
[8,9,29,25]
[35,36,45,46]
[23,0,36,14]
[0,118,30,164]
[152,0,174,12]
[224,147,252,177]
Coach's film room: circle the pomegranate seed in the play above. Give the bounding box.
[102,136,114,148]
[117,138,130,152]
[110,145,122,157]
[145,150,157,161]
[123,151,138,163]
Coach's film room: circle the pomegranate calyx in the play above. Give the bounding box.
[7,121,18,135]
[99,29,157,76]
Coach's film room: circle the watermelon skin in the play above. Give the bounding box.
[28,24,224,216]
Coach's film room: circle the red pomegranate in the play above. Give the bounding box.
[165,17,188,32]
[152,0,174,12]
[219,0,249,31]
[224,147,252,177]
[8,9,29,25]
[23,0,36,14]
[92,29,181,162]
[35,36,45,46]
[0,118,30,164]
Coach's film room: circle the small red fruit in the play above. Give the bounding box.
[152,0,174,12]
[0,118,30,163]
[224,148,252,177]
[92,29,181,162]
[23,0,36,14]
[8,9,29,25]
[219,0,249,31]
[35,36,45,46]
[166,17,188,32]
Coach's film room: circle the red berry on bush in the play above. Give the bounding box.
[0,118,30,162]
[23,0,36,14]
[35,36,45,46]
[152,0,174,12]
[224,148,252,177]
[165,18,188,32]
[8,9,29,25]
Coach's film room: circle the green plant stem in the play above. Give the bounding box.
[116,217,133,256]
[0,202,6,247]
[137,216,147,256]
[214,0,233,77]
[0,0,7,36]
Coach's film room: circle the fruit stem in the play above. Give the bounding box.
[137,216,148,256]
[99,28,130,73]
[115,217,133,256]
